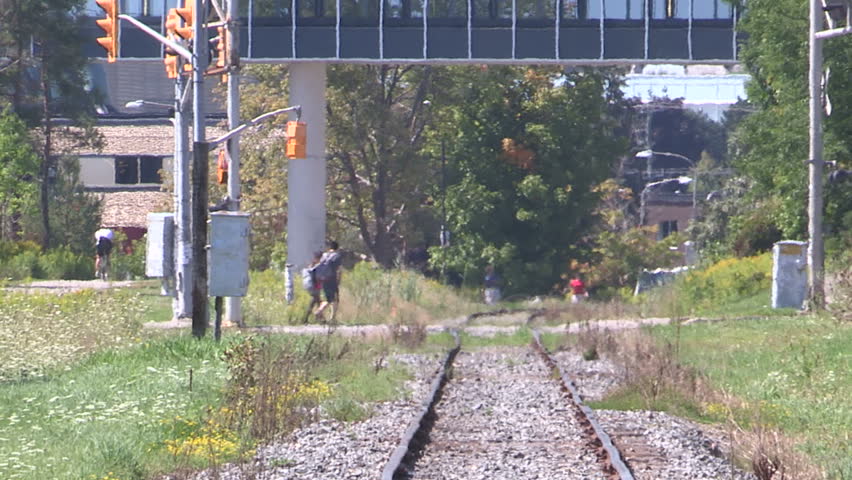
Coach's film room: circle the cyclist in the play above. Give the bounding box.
[94,228,114,280]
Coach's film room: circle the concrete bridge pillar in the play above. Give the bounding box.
[287,63,327,269]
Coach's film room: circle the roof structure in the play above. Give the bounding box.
[98,190,171,228]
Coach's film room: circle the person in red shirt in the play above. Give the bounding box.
[569,276,589,304]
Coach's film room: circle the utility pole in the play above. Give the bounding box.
[808,0,825,308]
[191,0,209,337]
[224,0,243,326]
[174,73,192,319]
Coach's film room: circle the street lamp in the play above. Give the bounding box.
[125,99,172,109]
[126,98,191,322]
[635,149,697,217]
[422,100,449,247]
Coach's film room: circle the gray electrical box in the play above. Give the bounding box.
[209,211,251,297]
[771,240,807,310]
[146,213,174,278]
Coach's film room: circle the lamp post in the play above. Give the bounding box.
[635,149,697,218]
[126,97,191,321]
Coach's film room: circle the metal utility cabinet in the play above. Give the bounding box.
[145,213,174,279]
[771,241,808,310]
[208,212,251,297]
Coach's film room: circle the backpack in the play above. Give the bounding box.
[301,267,316,291]
[313,261,333,282]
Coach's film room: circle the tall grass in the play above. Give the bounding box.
[241,263,483,327]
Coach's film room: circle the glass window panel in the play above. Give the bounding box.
[250,0,294,16]
[341,0,379,17]
[628,0,644,19]
[586,0,602,18]
[562,0,581,19]
[474,0,513,19]
[717,0,732,18]
[145,0,178,16]
[651,0,665,18]
[429,0,467,17]
[603,0,627,19]
[517,0,555,18]
[301,0,335,17]
[139,156,163,184]
[409,0,425,17]
[692,0,715,18]
[674,0,691,18]
[115,156,139,185]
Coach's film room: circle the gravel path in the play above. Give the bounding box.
[403,347,606,480]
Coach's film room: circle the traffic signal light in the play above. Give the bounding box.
[215,26,227,68]
[286,121,307,159]
[217,149,228,184]
[164,53,178,79]
[95,0,119,63]
[174,0,194,40]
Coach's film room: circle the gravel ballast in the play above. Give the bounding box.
[178,334,756,480]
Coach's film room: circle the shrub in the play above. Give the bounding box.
[110,235,146,280]
[38,246,90,279]
[0,250,41,280]
[673,253,772,313]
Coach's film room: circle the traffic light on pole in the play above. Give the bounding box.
[174,0,194,40]
[95,0,119,63]
[286,121,307,159]
[163,9,180,79]
[215,26,227,68]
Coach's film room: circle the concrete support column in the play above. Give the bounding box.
[287,63,327,269]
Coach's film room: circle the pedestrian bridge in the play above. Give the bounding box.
[82,0,740,64]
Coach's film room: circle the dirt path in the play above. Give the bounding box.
[4,279,138,294]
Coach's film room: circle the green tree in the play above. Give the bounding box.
[732,0,852,241]
[428,67,633,294]
[0,0,102,249]
[0,108,39,240]
[326,65,440,267]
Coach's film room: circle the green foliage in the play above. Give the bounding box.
[0,108,39,240]
[37,246,90,280]
[732,0,852,244]
[109,233,146,280]
[428,67,634,293]
[672,253,772,314]
[220,65,289,270]
[582,228,685,299]
[325,65,439,267]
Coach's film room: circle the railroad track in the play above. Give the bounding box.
[381,308,645,480]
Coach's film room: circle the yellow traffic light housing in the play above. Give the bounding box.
[286,121,307,159]
[95,0,119,63]
[164,53,179,79]
[215,26,227,68]
[175,1,194,40]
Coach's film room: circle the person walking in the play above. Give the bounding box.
[483,265,502,305]
[301,251,324,323]
[314,240,343,321]
[569,276,589,304]
[94,228,114,280]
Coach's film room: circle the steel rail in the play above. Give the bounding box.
[531,329,635,480]
[381,329,460,480]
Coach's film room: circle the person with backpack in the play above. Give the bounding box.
[301,251,324,323]
[314,240,342,321]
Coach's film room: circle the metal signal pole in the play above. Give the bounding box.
[191,0,209,337]
[224,0,243,327]
[808,0,825,309]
